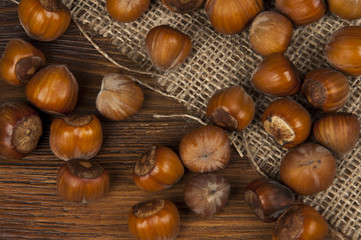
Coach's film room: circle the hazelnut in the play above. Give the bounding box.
[57,159,110,203]
[25,64,79,115]
[262,98,311,149]
[205,0,263,35]
[251,53,301,97]
[328,0,361,20]
[324,26,361,76]
[128,199,180,240]
[275,0,326,26]
[50,114,103,161]
[0,38,45,86]
[206,86,255,131]
[106,0,150,23]
[18,0,71,41]
[184,173,230,218]
[273,204,329,240]
[145,25,192,71]
[313,113,360,157]
[96,73,144,121]
[301,68,350,112]
[249,11,293,57]
[0,101,42,159]
[162,0,205,13]
[179,125,231,173]
[280,143,336,195]
[244,178,295,222]
[133,145,184,192]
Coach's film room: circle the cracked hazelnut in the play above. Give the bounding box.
[262,98,311,149]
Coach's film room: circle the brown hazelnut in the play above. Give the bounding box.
[249,11,293,57]
[313,113,360,157]
[50,114,103,161]
[251,53,301,97]
[262,98,311,149]
[25,64,79,115]
[328,0,361,20]
[275,0,326,26]
[280,143,336,195]
[184,173,230,218]
[0,39,45,86]
[133,145,184,192]
[162,0,204,13]
[18,0,71,41]
[205,0,263,35]
[324,26,361,76]
[301,68,350,112]
[273,204,329,240]
[179,125,231,173]
[106,0,150,23]
[244,178,295,222]
[0,101,42,159]
[206,86,255,131]
[145,25,192,71]
[128,199,180,240]
[57,159,110,203]
[96,73,144,121]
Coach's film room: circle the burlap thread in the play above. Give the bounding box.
[12,0,361,239]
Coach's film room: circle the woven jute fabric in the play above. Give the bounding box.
[16,0,361,238]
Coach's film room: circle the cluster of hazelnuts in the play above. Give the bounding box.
[1,0,361,239]
[104,0,360,239]
[2,0,232,239]
[0,38,231,239]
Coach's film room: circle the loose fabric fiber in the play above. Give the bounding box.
[55,0,361,239]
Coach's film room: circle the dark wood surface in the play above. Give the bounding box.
[0,1,340,239]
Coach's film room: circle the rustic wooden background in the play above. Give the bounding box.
[0,1,340,239]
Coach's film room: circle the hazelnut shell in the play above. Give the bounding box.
[18,0,71,41]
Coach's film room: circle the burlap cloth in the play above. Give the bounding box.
[12,0,361,239]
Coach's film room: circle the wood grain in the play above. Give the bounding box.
[0,1,340,239]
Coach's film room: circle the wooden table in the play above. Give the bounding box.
[0,1,340,239]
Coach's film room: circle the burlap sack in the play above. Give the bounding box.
[13,0,361,239]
